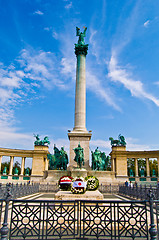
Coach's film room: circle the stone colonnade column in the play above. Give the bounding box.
[20,157,26,176]
[111,158,115,172]
[0,156,2,173]
[146,158,150,177]
[45,158,48,171]
[135,158,138,177]
[9,156,14,175]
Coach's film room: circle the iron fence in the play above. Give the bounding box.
[39,183,59,193]
[119,185,159,200]
[0,200,3,226]
[9,200,78,239]
[155,201,159,238]
[80,200,149,240]
[0,188,158,239]
[0,183,39,199]
[99,184,119,194]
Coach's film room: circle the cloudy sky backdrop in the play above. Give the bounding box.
[0,0,159,161]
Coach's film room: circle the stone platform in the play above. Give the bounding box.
[43,169,116,184]
[55,190,103,200]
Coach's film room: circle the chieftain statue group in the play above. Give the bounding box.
[34,134,126,171]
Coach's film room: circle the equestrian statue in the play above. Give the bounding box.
[91,147,109,171]
[47,145,68,170]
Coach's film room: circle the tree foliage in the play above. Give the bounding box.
[149,159,158,176]
[1,161,10,174]
[127,158,135,176]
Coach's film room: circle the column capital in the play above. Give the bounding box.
[75,44,88,56]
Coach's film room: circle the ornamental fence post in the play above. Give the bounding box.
[148,190,157,240]
[0,183,12,240]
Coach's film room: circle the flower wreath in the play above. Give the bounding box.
[71,177,87,194]
[85,176,99,191]
[58,176,73,191]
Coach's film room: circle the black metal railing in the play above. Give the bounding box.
[155,201,159,237]
[0,186,158,239]
[119,184,159,200]
[99,184,119,194]
[39,183,59,192]
[0,183,39,199]
[0,200,3,227]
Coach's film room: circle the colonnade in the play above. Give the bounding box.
[0,156,29,176]
[0,155,49,176]
[0,146,49,181]
[110,146,159,181]
[133,157,159,177]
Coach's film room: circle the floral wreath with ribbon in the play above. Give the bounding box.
[71,177,87,194]
[85,176,99,191]
[58,176,73,191]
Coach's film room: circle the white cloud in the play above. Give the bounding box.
[108,53,159,107]
[0,130,33,149]
[51,138,70,153]
[33,10,44,15]
[126,137,150,151]
[90,139,110,150]
[52,31,58,40]
[86,71,121,111]
[144,20,150,28]
[89,30,99,60]
[44,27,50,31]
[65,2,72,9]
[0,47,76,142]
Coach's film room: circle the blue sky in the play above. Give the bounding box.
[0,0,159,157]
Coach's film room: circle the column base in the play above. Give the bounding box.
[68,131,92,170]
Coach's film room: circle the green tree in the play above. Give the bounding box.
[1,161,10,174]
[107,157,111,171]
[24,167,32,176]
[127,158,135,176]
[12,161,21,175]
[149,159,158,176]
[138,158,146,177]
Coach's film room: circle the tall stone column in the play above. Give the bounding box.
[73,54,87,132]
[20,157,25,176]
[68,27,91,170]
[9,156,14,176]
[135,158,138,177]
[146,158,150,177]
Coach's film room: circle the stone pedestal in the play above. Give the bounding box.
[71,168,87,178]
[43,170,71,183]
[110,146,128,179]
[32,145,49,177]
[68,131,92,170]
[55,190,103,200]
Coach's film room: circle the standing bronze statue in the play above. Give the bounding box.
[74,143,84,169]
